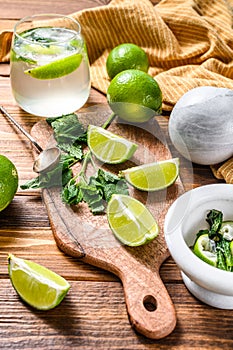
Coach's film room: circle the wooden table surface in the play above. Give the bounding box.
[0,1,232,349]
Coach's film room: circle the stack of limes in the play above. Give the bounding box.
[0,155,18,211]
[106,43,162,123]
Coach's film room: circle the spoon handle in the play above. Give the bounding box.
[0,105,43,153]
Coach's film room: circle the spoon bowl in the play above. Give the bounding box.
[33,147,61,173]
[0,105,61,173]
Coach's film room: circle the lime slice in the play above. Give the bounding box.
[107,194,159,246]
[193,234,217,266]
[219,221,233,241]
[120,158,179,191]
[23,43,63,56]
[8,254,70,310]
[24,53,82,79]
[87,125,138,164]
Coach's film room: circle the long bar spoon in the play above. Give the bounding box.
[0,105,61,173]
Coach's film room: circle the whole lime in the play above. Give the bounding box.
[0,155,18,211]
[106,43,149,79]
[107,69,162,123]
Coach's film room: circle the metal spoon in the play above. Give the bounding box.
[0,105,61,173]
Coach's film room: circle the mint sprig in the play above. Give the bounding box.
[21,112,128,215]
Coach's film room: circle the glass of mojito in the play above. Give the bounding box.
[10,14,91,117]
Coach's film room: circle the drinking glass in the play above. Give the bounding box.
[10,14,91,117]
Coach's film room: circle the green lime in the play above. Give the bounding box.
[8,254,70,310]
[87,124,138,164]
[120,158,179,191]
[193,234,217,267]
[24,53,82,79]
[219,221,233,241]
[107,69,162,123]
[0,155,18,211]
[107,194,159,246]
[106,43,149,79]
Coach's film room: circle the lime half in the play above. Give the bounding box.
[8,254,70,310]
[87,125,138,164]
[24,53,82,79]
[0,155,18,211]
[193,234,217,267]
[107,194,159,246]
[120,158,179,191]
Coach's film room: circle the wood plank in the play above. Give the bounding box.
[0,279,232,349]
[0,228,118,282]
[0,0,229,347]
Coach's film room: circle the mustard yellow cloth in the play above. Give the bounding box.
[1,0,233,182]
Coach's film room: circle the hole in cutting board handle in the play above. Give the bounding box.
[143,295,157,312]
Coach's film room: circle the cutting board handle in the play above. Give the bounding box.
[121,265,176,339]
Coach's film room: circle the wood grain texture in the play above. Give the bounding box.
[0,0,231,348]
[0,279,232,350]
[30,106,184,339]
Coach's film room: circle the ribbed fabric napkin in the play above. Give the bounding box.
[1,0,233,182]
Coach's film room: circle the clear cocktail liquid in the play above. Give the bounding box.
[10,26,91,117]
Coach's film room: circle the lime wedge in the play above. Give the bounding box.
[8,254,70,310]
[193,234,217,267]
[24,43,63,56]
[107,194,159,246]
[24,53,82,79]
[120,158,179,191]
[87,125,138,164]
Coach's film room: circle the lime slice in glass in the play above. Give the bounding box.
[193,234,217,267]
[87,125,138,164]
[107,194,159,246]
[24,53,82,79]
[8,254,70,310]
[120,158,179,191]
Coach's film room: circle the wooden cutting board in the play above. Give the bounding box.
[31,105,184,339]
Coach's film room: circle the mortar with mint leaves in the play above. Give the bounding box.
[164,184,233,309]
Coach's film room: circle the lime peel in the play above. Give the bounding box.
[193,234,217,267]
[120,158,179,191]
[107,69,162,123]
[0,155,18,211]
[8,254,70,310]
[106,43,149,79]
[107,194,159,246]
[24,53,82,80]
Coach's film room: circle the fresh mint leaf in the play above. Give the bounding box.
[89,168,129,202]
[206,209,223,240]
[21,154,75,190]
[81,184,105,214]
[216,238,233,271]
[61,178,83,205]
[47,113,87,144]
[58,143,83,160]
